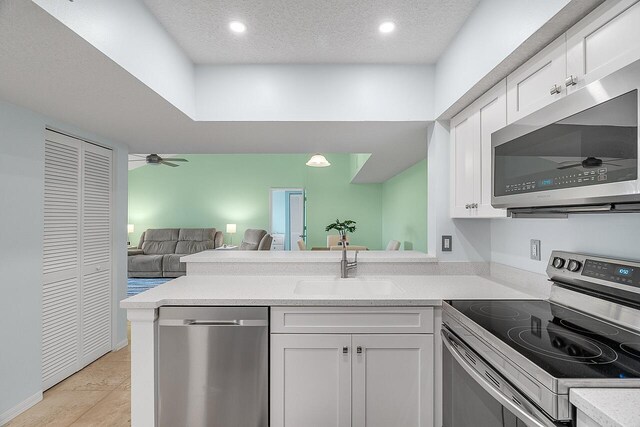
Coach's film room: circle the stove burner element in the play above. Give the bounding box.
[469,303,531,321]
[559,318,620,336]
[507,326,618,364]
[621,343,640,358]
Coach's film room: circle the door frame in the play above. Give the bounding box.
[269,187,306,250]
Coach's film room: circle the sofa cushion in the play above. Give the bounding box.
[240,229,267,250]
[141,228,179,254]
[145,228,179,241]
[175,240,216,254]
[162,254,185,273]
[128,254,163,273]
[142,240,178,255]
[178,228,216,241]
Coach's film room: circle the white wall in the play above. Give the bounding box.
[0,101,45,419]
[491,215,640,275]
[32,0,196,117]
[434,0,570,117]
[427,121,492,261]
[0,99,129,419]
[195,64,434,121]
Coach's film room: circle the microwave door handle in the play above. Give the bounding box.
[441,330,558,427]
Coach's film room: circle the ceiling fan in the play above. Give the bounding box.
[129,154,189,168]
[556,156,622,170]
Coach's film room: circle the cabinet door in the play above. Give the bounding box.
[271,334,351,427]
[450,111,479,218]
[477,80,507,218]
[352,334,434,427]
[506,35,567,124]
[566,0,640,94]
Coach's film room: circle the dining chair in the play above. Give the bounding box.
[386,240,401,251]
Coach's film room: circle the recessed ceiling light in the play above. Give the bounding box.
[229,21,247,33]
[379,21,396,34]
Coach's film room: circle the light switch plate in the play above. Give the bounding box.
[530,239,541,261]
[442,235,452,252]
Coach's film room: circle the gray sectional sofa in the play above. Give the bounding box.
[128,228,223,278]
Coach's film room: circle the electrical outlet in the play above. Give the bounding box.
[530,239,541,261]
[442,235,452,252]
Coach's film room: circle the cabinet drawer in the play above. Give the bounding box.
[271,307,434,334]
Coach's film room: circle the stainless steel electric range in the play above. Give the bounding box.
[442,251,640,427]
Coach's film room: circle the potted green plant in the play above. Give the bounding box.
[325,219,356,245]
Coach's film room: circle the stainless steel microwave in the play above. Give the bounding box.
[491,60,640,216]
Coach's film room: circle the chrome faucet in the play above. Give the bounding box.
[340,244,358,278]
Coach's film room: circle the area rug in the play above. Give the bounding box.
[127,278,172,296]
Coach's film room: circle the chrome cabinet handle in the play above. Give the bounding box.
[343,346,349,354]
[357,346,363,354]
[550,84,562,95]
[565,75,578,87]
[159,319,268,327]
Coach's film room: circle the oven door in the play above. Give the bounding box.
[442,329,567,427]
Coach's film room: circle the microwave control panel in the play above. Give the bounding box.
[503,168,609,195]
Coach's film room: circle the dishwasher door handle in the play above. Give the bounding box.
[159,319,268,327]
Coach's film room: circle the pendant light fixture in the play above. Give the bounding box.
[306,153,331,167]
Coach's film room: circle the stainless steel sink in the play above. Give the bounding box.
[294,278,404,296]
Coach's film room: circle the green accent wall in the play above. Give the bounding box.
[382,159,428,252]
[128,154,384,250]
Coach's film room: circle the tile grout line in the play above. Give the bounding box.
[63,376,131,427]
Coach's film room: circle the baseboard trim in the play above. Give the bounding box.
[113,338,129,352]
[0,391,43,426]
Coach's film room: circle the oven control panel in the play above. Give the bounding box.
[547,251,640,290]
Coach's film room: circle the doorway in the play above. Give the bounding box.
[270,188,306,250]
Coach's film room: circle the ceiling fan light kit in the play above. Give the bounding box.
[306,153,331,167]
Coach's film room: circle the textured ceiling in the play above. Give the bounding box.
[0,1,426,183]
[141,0,480,64]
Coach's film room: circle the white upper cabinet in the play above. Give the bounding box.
[566,0,640,94]
[450,112,479,217]
[450,80,507,218]
[506,35,567,124]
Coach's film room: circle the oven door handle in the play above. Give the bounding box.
[441,329,560,427]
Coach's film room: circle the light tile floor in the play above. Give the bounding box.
[8,327,131,427]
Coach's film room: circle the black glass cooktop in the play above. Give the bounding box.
[448,300,640,379]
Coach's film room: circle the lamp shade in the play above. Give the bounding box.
[306,153,331,167]
[226,224,237,234]
[127,224,135,234]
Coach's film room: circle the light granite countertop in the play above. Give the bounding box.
[120,274,538,309]
[180,250,437,264]
[571,388,640,427]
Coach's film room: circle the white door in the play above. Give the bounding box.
[506,34,567,124]
[271,334,352,427]
[42,131,82,389]
[80,143,112,365]
[352,334,434,427]
[450,112,479,217]
[477,80,508,218]
[288,192,305,251]
[566,0,640,94]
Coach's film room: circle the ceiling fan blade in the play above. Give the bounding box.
[128,159,147,162]
[129,154,148,158]
[161,158,188,162]
[557,163,581,170]
[160,160,179,167]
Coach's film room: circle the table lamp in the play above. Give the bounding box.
[127,224,134,246]
[226,224,236,245]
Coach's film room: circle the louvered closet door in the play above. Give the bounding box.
[42,131,82,389]
[80,142,112,366]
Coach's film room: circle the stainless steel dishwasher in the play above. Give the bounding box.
[158,306,268,427]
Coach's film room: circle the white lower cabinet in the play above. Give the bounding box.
[271,334,352,427]
[270,307,434,427]
[352,334,434,427]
